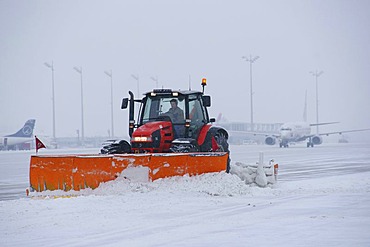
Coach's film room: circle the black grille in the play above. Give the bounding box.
[131,142,153,148]
[152,130,161,148]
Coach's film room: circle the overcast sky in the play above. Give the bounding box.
[1,0,369,140]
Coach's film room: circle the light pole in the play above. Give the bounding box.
[74,66,84,145]
[104,70,114,138]
[242,54,259,132]
[310,70,324,134]
[44,61,56,142]
[150,76,159,88]
[131,74,140,96]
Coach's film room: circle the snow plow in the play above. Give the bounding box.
[30,78,231,192]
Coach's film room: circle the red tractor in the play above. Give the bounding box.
[29,79,231,192]
[101,79,230,172]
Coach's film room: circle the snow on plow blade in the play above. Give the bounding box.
[30,152,229,192]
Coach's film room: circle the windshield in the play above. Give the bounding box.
[188,94,207,123]
[141,96,185,124]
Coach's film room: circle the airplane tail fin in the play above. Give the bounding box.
[6,119,36,138]
[303,90,307,122]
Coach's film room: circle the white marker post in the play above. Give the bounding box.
[256,152,268,187]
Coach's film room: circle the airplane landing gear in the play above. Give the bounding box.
[307,137,314,147]
[279,142,289,148]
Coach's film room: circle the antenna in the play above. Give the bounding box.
[188,75,191,90]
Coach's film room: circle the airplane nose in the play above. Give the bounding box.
[281,131,291,139]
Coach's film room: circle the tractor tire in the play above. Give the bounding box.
[214,132,231,173]
[170,138,199,153]
[100,140,131,154]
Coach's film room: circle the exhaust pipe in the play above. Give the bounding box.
[128,91,135,137]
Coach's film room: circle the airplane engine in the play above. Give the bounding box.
[265,136,276,145]
[312,135,323,145]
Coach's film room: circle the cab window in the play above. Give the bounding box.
[141,96,185,124]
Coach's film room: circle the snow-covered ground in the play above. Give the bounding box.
[1,143,370,246]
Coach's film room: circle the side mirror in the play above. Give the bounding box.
[121,98,129,109]
[202,95,211,107]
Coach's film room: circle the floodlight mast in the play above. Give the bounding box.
[242,55,259,132]
[310,70,324,134]
[44,61,56,142]
[105,70,114,138]
[74,66,84,145]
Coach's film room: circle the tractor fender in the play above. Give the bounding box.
[197,125,228,150]
[197,124,212,146]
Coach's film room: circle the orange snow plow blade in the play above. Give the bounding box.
[29,152,229,192]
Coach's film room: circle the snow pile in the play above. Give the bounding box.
[30,170,255,199]
[230,161,276,187]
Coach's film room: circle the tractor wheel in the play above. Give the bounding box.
[214,132,231,173]
[170,138,199,153]
[118,140,132,153]
[100,140,131,154]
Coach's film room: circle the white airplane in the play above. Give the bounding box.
[0,119,36,150]
[228,121,370,148]
[262,121,370,147]
[228,90,370,147]
[263,91,370,147]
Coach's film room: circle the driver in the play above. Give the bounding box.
[165,99,184,123]
[163,99,184,138]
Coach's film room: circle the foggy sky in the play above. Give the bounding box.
[1,0,370,140]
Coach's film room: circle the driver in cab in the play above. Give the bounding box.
[163,99,184,138]
[165,99,184,123]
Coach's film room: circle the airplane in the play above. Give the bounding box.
[224,92,370,147]
[0,119,36,150]
[261,92,370,147]
[262,121,370,148]
[227,121,370,148]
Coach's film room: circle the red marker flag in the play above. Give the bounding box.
[35,135,46,153]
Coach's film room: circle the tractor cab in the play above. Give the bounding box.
[113,79,228,159]
[138,89,212,140]
[121,88,214,153]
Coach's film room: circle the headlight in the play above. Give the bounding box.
[132,136,152,142]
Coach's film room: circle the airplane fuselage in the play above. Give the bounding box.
[279,122,311,144]
[0,137,33,147]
